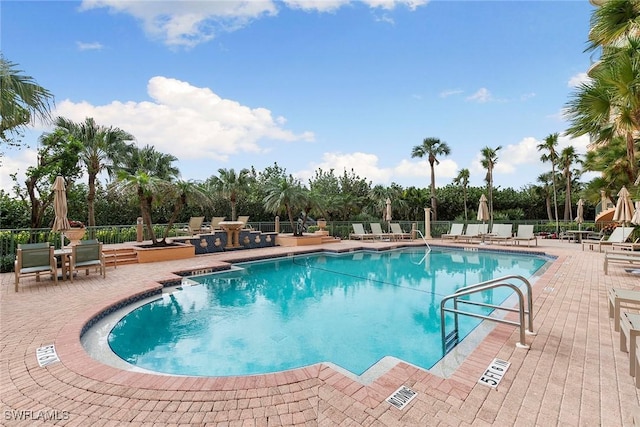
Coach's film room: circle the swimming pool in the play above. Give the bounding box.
[106,248,549,378]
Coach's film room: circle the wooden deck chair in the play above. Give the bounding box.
[350,223,374,240]
[370,223,391,240]
[14,243,58,292]
[178,216,205,236]
[390,223,412,240]
[69,240,106,281]
[441,223,464,241]
[513,224,537,247]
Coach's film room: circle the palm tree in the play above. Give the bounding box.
[480,145,501,227]
[115,145,179,245]
[263,175,307,236]
[559,146,581,221]
[162,180,211,241]
[452,168,470,223]
[537,133,560,233]
[54,117,134,228]
[0,56,54,147]
[586,1,640,51]
[209,168,251,221]
[537,172,555,221]
[410,137,451,221]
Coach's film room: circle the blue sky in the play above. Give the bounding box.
[2,0,596,194]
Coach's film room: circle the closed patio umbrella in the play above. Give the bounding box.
[385,198,392,232]
[613,186,635,226]
[477,194,489,224]
[576,199,584,230]
[52,176,70,247]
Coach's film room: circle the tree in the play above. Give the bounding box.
[537,133,560,232]
[0,56,54,148]
[452,168,470,223]
[536,172,555,221]
[115,145,179,245]
[410,137,451,221]
[18,130,83,228]
[161,180,211,240]
[208,168,252,221]
[263,175,307,236]
[53,117,135,227]
[559,146,581,221]
[480,145,501,227]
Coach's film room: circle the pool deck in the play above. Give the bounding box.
[1,237,640,426]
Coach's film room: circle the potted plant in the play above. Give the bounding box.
[64,220,86,245]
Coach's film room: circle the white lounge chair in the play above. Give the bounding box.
[370,223,391,240]
[457,223,481,243]
[178,216,205,236]
[350,223,375,240]
[608,288,640,331]
[604,250,640,275]
[584,226,635,252]
[489,224,513,245]
[513,224,537,247]
[390,223,412,240]
[441,223,464,241]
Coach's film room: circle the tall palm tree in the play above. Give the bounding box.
[263,175,307,236]
[537,172,555,221]
[480,145,501,227]
[115,145,179,245]
[54,117,134,228]
[410,137,451,221]
[0,56,54,147]
[586,1,640,51]
[209,168,251,221]
[162,180,211,241]
[559,146,581,221]
[537,133,560,233]
[452,168,470,223]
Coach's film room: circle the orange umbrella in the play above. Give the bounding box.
[52,176,70,247]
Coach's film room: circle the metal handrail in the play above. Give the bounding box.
[414,229,431,251]
[440,275,536,352]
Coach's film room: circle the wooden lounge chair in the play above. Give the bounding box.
[604,250,640,275]
[489,224,513,245]
[14,243,58,292]
[178,216,205,236]
[513,224,537,247]
[582,226,634,252]
[370,223,391,240]
[441,223,464,241]
[69,240,106,281]
[350,223,375,240]
[390,223,412,240]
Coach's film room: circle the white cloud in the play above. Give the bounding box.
[76,41,104,51]
[466,88,492,103]
[80,0,278,48]
[295,152,393,185]
[440,89,463,98]
[80,0,428,47]
[52,76,314,162]
[0,148,38,194]
[568,72,590,88]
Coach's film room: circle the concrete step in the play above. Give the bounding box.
[321,236,341,244]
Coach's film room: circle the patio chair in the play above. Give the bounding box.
[69,239,106,281]
[457,223,481,243]
[178,216,205,236]
[608,288,640,332]
[489,224,513,245]
[441,223,464,241]
[14,243,58,292]
[390,223,412,240]
[513,224,537,247]
[370,223,391,240]
[237,216,251,229]
[350,223,375,240]
[583,226,634,252]
[612,238,640,252]
[604,250,640,275]
[209,216,226,231]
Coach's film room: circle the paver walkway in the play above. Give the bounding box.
[1,238,640,426]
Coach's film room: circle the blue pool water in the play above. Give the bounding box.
[108,248,548,377]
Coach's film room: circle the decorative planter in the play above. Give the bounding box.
[134,242,195,263]
[276,234,324,247]
[64,228,86,246]
[317,219,327,231]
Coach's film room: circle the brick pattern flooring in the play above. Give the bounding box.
[2,239,640,426]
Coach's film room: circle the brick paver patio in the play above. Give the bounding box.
[2,238,639,426]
